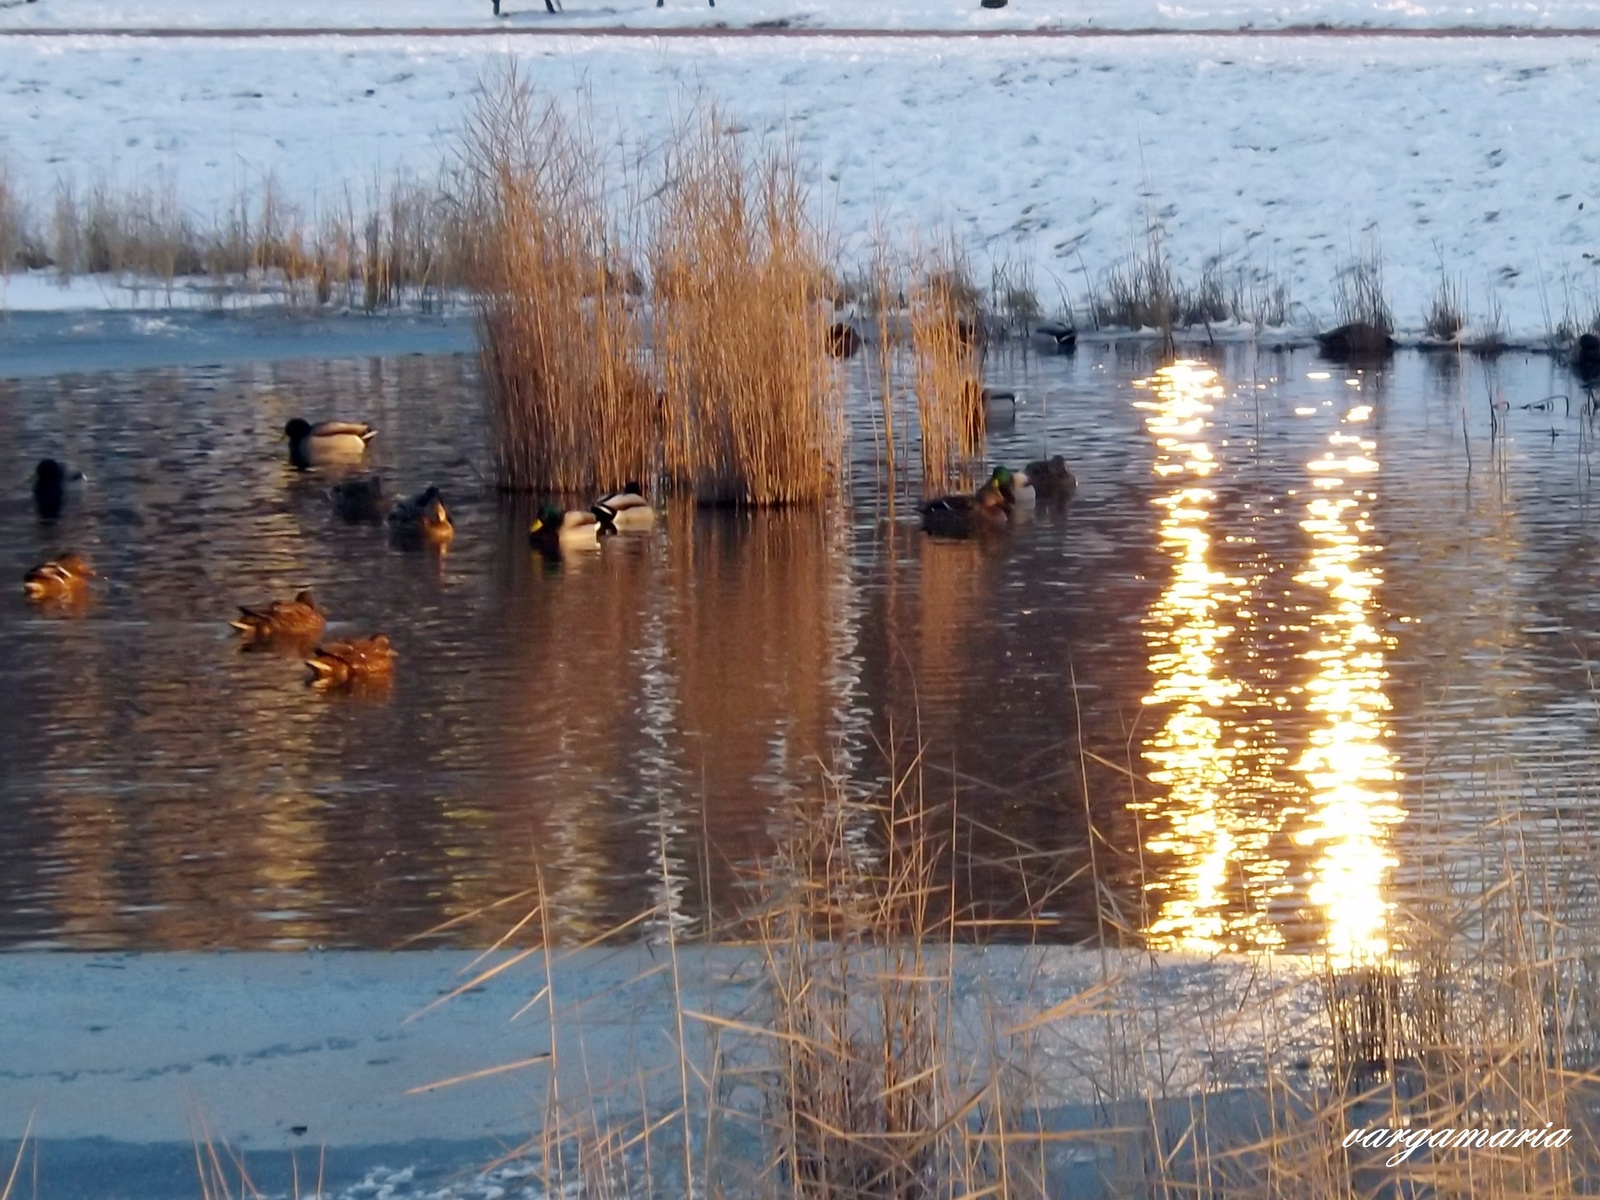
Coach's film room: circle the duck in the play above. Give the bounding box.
[22,552,94,600]
[989,465,1034,508]
[387,485,454,545]
[826,322,863,359]
[592,481,657,533]
[32,459,82,520]
[1023,455,1077,502]
[306,634,397,687]
[284,418,376,470]
[1032,322,1077,353]
[529,505,602,554]
[920,479,1011,538]
[230,590,326,641]
[330,475,386,523]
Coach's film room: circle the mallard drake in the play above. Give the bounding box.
[306,634,397,687]
[387,485,454,544]
[989,465,1034,508]
[331,475,386,523]
[920,481,1011,538]
[1024,455,1077,502]
[231,590,325,640]
[529,505,601,554]
[284,418,376,469]
[22,552,94,600]
[592,481,657,533]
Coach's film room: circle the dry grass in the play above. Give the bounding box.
[0,163,468,309]
[1334,249,1394,334]
[463,69,658,495]
[910,241,985,492]
[650,109,844,506]
[1426,268,1467,343]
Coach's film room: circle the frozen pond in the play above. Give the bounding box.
[4,333,1599,954]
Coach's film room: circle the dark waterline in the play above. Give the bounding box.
[2,343,1598,952]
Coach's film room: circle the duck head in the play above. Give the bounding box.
[293,589,318,609]
[34,459,65,487]
[284,418,313,442]
[529,505,564,535]
[57,553,94,579]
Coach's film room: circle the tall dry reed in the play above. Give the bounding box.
[650,110,843,505]
[462,69,657,494]
[910,242,984,492]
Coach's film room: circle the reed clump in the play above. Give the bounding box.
[650,112,843,506]
[1334,249,1394,335]
[910,242,985,491]
[461,71,657,494]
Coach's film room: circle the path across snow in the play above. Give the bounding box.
[4,0,1600,32]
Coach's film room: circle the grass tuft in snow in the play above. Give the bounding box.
[1425,264,1466,343]
[1333,248,1394,335]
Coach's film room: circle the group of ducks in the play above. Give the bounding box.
[21,417,662,690]
[26,414,1069,681]
[919,454,1077,537]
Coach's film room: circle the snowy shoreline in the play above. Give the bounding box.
[5,30,1600,344]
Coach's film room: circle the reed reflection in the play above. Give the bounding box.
[1134,361,1289,953]
[1292,398,1402,965]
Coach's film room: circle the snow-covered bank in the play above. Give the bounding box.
[3,33,1599,341]
[0,947,1320,1145]
[4,0,1600,32]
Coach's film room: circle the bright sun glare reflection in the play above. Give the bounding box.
[1134,362,1287,953]
[1135,362,1401,962]
[1292,414,1402,966]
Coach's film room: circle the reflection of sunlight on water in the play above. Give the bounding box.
[1135,365,1400,960]
[1292,400,1402,966]
[1135,362,1288,953]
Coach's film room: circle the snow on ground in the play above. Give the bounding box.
[3,0,1600,31]
[4,33,1599,338]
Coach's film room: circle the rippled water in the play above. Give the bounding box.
[4,343,1599,952]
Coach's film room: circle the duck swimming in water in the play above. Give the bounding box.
[530,505,603,554]
[284,419,377,470]
[330,475,386,523]
[305,634,397,688]
[231,590,326,641]
[22,552,94,601]
[31,459,76,520]
[387,485,454,545]
[1023,455,1077,502]
[591,482,657,533]
[919,478,1011,538]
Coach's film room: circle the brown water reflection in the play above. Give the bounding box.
[4,346,1600,952]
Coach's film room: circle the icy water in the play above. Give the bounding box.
[3,342,1599,953]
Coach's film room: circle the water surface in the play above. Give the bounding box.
[3,343,1598,952]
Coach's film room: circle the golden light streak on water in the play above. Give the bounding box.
[1291,401,1403,966]
[1135,361,1289,953]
